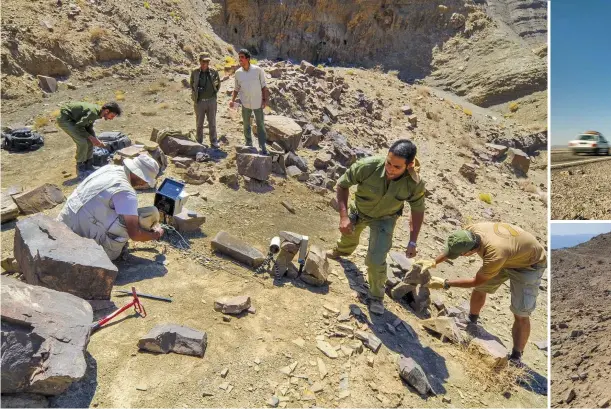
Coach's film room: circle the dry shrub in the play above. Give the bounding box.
[33,116,50,129]
[158,103,170,110]
[141,110,157,116]
[479,192,493,204]
[519,181,538,193]
[89,26,108,41]
[416,87,431,97]
[508,102,519,112]
[463,107,473,116]
[183,44,194,55]
[144,80,168,95]
[115,90,126,101]
[457,137,473,149]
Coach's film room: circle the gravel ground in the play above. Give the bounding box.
[551,160,611,219]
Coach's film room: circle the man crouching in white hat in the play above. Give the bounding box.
[57,155,165,260]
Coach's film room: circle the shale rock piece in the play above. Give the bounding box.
[300,245,329,286]
[211,231,265,267]
[398,356,434,396]
[12,184,65,215]
[236,153,272,181]
[214,295,251,315]
[1,276,93,395]
[14,214,118,300]
[138,324,207,357]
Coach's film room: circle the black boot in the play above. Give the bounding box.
[85,158,98,171]
[76,162,90,179]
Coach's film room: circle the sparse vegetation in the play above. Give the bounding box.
[158,103,170,110]
[115,90,126,101]
[183,44,194,55]
[89,26,108,42]
[50,109,60,119]
[227,45,234,53]
[508,101,519,112]
[141,110,157,116]
[416,87,431,97]
[250,58,258,64]
[346,69,355,75]
[479,192,493,204]
[143,1,150,9]
[33,116,50,129]
[145,80,168,95]
[457,137,473,149]
[463,107,473,116]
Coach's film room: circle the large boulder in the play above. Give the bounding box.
[236,153,272,181]
[261,116,302,152]
[507,148,530,174]
[1,276,93,395]
[12,184,65,215]
[159,136,206,157]
[14,214,118,300]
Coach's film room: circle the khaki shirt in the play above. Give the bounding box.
[467,222,547,278]
[337,156,426,218]
[234,64,266,109]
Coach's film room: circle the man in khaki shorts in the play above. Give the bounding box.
[420,222,546,366]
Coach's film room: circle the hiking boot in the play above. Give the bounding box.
[211,142,220,149]
[84,158,98,172]
[508,355,525,369]
[76,162,91,179]
[369,298,385,315]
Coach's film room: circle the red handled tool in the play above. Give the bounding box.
[91,287,146,332]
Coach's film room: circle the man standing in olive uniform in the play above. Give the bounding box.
[327,139,426,315]
[190,52,221,148]
[56,101,121,179]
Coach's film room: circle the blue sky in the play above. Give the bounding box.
[551,222,611,236]
[551,0,611,145]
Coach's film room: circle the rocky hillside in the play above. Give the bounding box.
[550,233,611,408]
[1,0,546,126]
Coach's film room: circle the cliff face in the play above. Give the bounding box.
[210,0,547,107]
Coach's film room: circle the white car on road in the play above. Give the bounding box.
[568,131,610,155]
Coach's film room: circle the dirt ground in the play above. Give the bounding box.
[551,159,611,220]
[1,67,548,408]
[550,234,611,408]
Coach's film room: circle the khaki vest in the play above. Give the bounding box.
[57,165,135,260]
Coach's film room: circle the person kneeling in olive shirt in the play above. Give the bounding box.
[420,222,546,367]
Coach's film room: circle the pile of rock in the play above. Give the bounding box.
[274,231,329,287]
[384,252,432,313]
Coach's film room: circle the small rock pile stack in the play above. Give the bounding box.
[274,231,329,287]
[384,252,432,313]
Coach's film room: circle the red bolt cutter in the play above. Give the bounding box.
[91,287,146,332]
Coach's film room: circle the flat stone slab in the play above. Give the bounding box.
[138,324,207,357]
[160,136,206,157]
[236,153,272,181]
[398,356,434,396]
[1,189,19,223]
[354,330,382,353]
[421,317,464,344]
[468,337,508,369]
[12,184,65,215]
[1,276,93,395]
[389,251,412,272]
[214,295,251,315]
[211,231,265,267]
[172,208,206,233]
[15,214,118,300]
[116,145,145,158]
[316,340,338,358]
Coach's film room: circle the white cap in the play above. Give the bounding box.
[124,155,159,188]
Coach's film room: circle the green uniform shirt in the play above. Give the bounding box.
[60,102,101,128]
[197,70,216,100]
[337,156,426,218]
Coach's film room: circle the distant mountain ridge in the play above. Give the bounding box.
[551,233,599,249]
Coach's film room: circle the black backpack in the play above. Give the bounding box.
[1,128,44,152]
[97,131,131,152]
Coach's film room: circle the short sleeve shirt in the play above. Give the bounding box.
[111,191,138,216]
[234,64,267,109]
[336,156,426,218]
[467,222,547,279]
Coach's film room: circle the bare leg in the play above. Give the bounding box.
[512,314,531,353]
[470,290,487,315]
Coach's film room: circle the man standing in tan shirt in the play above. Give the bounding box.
[421,222,546,366]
